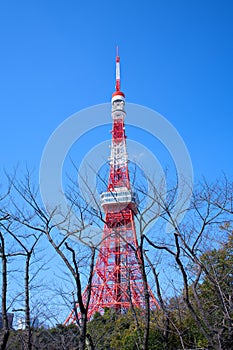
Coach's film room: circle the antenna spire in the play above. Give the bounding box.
[112,47,125,100]
[115,46,120,92]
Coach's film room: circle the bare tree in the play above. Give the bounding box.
[8,171,96,350]
[67,167,162,350]
[1,223,42,350]
[0,225,10,350]
[0,179,13,350]
[140,176,233,349]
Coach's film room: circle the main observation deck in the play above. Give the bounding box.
[100,187,138,213]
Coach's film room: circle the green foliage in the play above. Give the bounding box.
[167,232,233,349]
[87,308,182,349]
[196,233,233,348]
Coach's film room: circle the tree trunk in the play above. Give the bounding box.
[24,252,32,350]
[79,315,87,350]
[137,241,150,350]
[0,232,9,350]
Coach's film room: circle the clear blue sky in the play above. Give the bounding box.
[0,0,233,181]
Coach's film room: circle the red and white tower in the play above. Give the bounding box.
[65,50,159,322]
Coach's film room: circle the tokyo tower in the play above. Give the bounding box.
[65,49,159,323]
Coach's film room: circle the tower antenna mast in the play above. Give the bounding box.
[115,46,121,92]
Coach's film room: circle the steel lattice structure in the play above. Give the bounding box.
[65,50,159,323]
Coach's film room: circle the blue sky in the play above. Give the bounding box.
[0,0,233,183]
